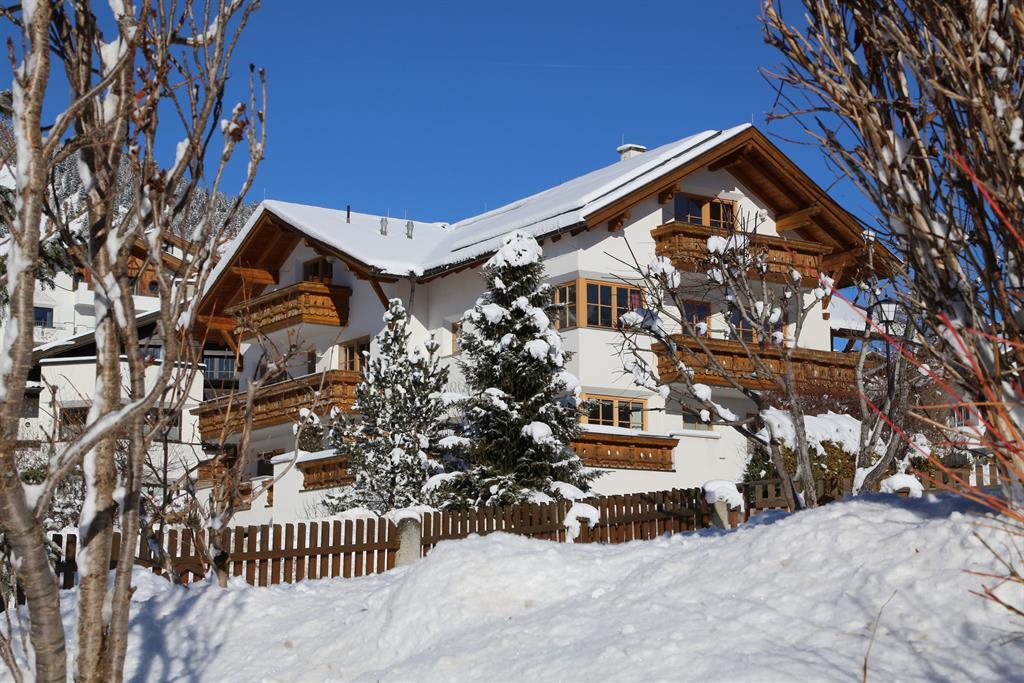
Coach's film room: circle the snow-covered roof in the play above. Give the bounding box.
[827,296,903,334]
[269,447,338,465]
[212,125,752,280]
[827,296,868,332]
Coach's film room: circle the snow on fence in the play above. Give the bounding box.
[420,487,712,553]
[1,487,711,604]
[742,460,1005,519]
[6,469,997,603]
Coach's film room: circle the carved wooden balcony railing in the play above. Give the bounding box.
[571,430,678,471]
[297,455,354,491]
[655,336,859,390]
[224,281,352,339]
[651,221,832,286]
[193,370,359,439]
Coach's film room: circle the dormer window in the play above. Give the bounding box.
[302,258,333,284]
[673,194,736,230]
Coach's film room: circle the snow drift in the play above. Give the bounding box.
[30,495,1024,681]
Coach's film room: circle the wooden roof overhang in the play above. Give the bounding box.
[194,208,399,343]
[416,128,894,287]
[584,127,899,287]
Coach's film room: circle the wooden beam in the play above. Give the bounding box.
[775,205,822,233]
[657,184,678,204]
[369,278,390,310]
[607,210,630,232]
[231,266,277,285]
[820,248,863,272]
[198,315,235,331]
[218,328,240,356]
[707,143,753,172]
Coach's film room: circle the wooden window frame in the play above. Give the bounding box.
[338,337,371,372]
[450,322,463,355]
[581,393,648,431]
[673,193,737,230]
[681,410,712,432]
[302,257,333,284]
[682,299,711,331]
[552,281,579,330]
[583,278,643,330]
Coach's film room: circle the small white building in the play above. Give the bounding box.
[192,124,878,525]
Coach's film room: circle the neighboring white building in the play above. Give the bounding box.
[10,236,217,506]
[192,124,878,525]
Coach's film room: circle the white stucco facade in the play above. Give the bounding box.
[204,126,860,526]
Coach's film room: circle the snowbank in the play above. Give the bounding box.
[36,496,1021,681]
[757,408,866,455]
[703,479,745,510]
[879,473,924,498]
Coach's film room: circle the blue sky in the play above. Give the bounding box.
[219,1,868,223]
[8,1,869,225]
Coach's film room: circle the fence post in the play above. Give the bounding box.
[710,500,731,530]
[395,517,422,568]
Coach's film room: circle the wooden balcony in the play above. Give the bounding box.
[651,221,832,286]
[297,454,354,491]
[193,370,359,439]
[571,430,677,471]
[655,336,859,390]
[224,281,351,339]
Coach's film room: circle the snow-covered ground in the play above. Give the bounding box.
[32,495,1024,681]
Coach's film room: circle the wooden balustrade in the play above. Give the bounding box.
[297,455,354,491]
[655,336,859,390]
[224,281,351,339]
[571,430,677,471]
[193,370,359,439]
[651,221,831,285]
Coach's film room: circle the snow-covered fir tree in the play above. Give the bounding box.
[435,231,597,508]
[324,299,450,513]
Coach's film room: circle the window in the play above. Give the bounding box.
[21,391,39,419]
[553,282,577,329]
[682,411,711,432]
[708,200,735,229]
[728,309,755,343]
[145,409,181,441]
[683,301,711,329]
[586,281,641,329]
[302,258,333,284]
[33,307,53,329]
[204,354,237,381]
[583,395,645,430]
[307,350,318,375]
[450,322,463,355]
[952,405,973,428]
[256,450,280,477]
[673,194,736,230]
[59,406,90,441]
[142,345,162,362]
[338,338,370,372]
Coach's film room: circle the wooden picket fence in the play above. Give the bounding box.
[7,466,1000,604]
[742,460,1006,519]
[18,487,710,601]
[43,518,399,594]
[419,487,711,553]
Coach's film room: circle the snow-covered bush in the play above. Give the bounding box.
[329,299,451,513]
[433,231,597,508]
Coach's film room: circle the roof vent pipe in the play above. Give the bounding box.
[405,220,414,239]
[616,143,647,161]
[346,205,351,223]
[379,216,388,236]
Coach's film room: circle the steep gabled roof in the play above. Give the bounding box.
[208,125,753,282]
[200,124,888,328]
